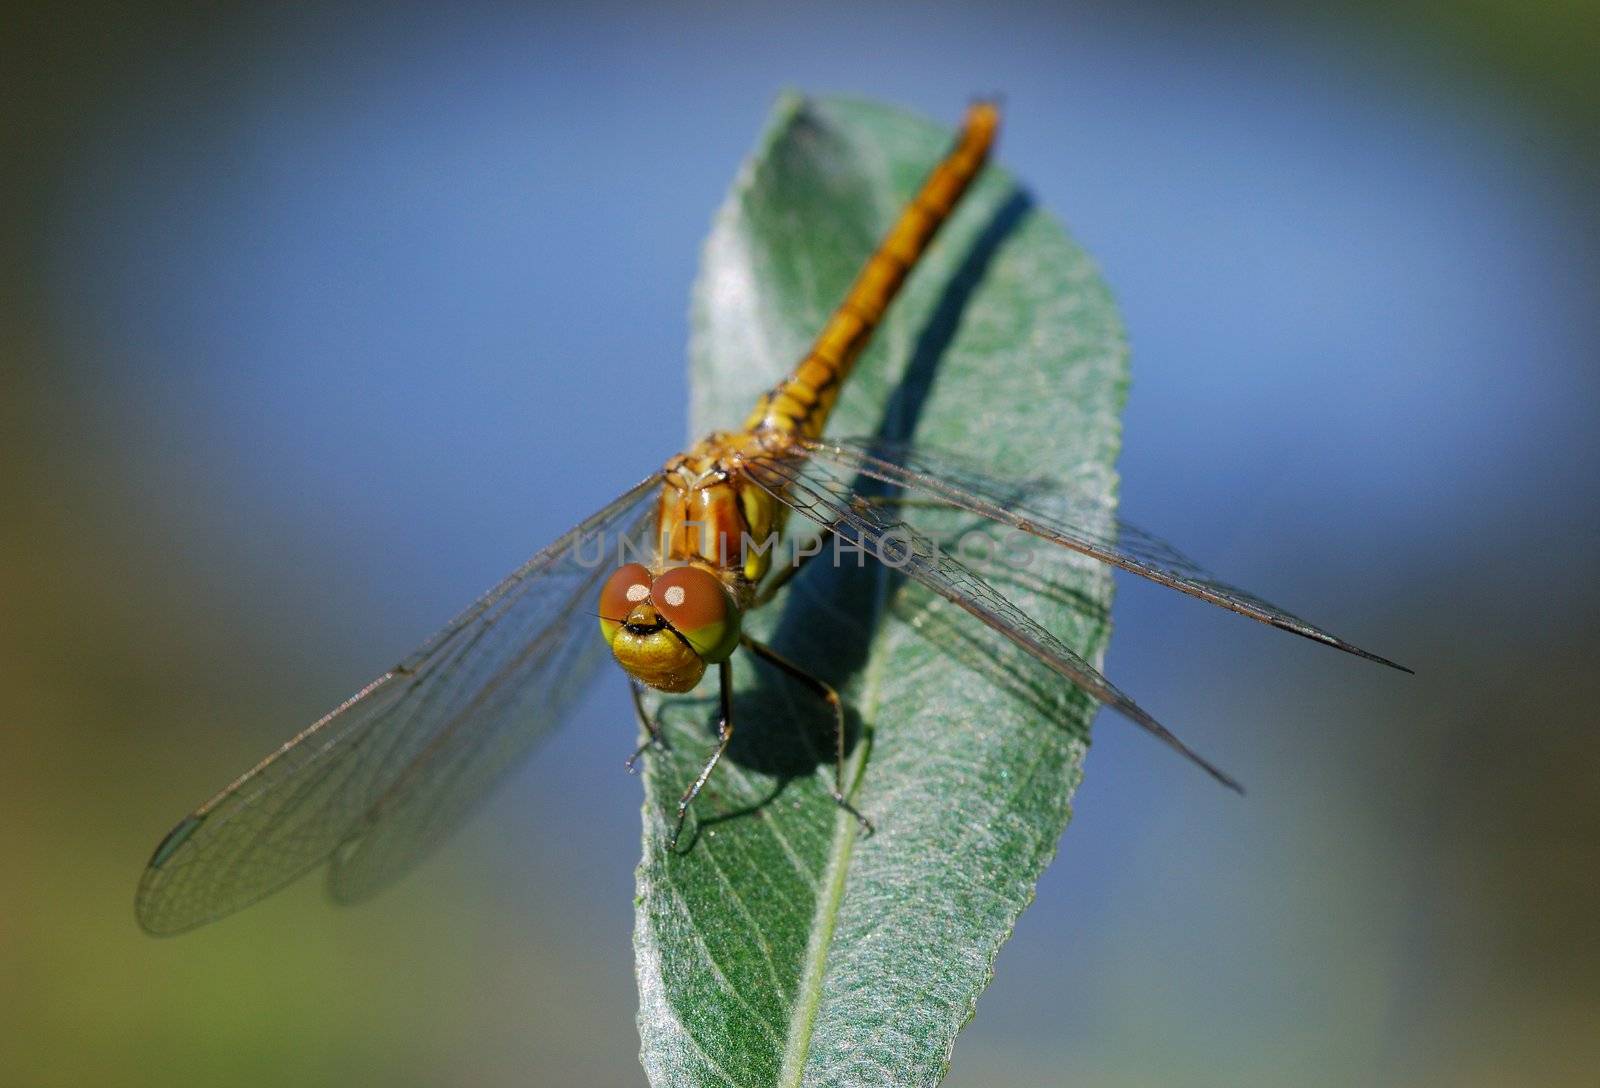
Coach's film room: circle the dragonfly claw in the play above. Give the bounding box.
[667,806,694,852]
[831,790,874,836]
[624,732,670,775]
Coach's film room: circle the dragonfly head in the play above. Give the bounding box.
[599,562,742,693]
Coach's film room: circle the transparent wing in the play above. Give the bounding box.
[136,476,661,935]
[799,436,1409,672]
[743,452,1243,792]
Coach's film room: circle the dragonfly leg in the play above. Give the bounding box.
[625,679,671,775]
[669,660,735,850]
[742,635,874,836]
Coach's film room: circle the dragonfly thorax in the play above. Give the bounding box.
[658,431,789,587]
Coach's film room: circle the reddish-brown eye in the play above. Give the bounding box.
[598,563,652,646]
[652,565,741,662]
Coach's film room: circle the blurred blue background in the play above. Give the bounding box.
[5,2,1597,1085]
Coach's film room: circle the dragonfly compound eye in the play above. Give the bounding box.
[598,563,653,647]
[651,565,741,663]
[602,562,716,694]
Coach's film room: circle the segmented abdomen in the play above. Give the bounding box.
[744,101,1000,439]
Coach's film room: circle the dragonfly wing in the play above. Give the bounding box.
[799,436,1409,672]
[744,452,1242,792]
[135,476,661,935]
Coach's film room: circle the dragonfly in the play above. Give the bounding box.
[136,101,1408,936]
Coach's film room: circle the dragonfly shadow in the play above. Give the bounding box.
[981,554,1111,627]
[648,631,869,790]
[887,583,1098,741]
[720,185,1040,786]
[875,502,1107,739]
[880,184,1033,439]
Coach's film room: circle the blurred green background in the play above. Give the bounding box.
[4,2,1597,1085]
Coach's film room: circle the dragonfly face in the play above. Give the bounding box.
[600,561,743,693]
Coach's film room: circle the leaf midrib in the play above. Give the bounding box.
[775,142,933,1080]
[774,763,861,1086]
[774,549,894,1086]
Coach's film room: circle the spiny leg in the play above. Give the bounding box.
[742,635,873,835]
[747,496,957,824]
[670,660,735,850]
[625,679,670,774]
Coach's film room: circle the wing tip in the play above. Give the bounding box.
[134,910,185,939]
[146,812,206,871]
[1115,700,1246,796]
[1335,639,1414,675]
[1285,622,1412,675]
[1185,745,1245,796]
[1369,651,1415,675]
[1212,766,1246,796]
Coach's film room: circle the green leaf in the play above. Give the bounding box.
[634,93,1128,1087]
